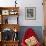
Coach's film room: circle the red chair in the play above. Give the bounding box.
[21,28,41,46]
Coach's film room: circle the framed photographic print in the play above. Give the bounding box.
[2,10,9,15]
[25,7,36,20]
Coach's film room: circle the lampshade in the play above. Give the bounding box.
[13,28,17,32]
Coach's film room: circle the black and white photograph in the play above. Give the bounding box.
[25,7,36,20]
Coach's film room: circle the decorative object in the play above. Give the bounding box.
[21,28,41,46]
[2,28,13,41]
[25,7,36,20]
[9,10,18,15]
[13,32,18,41]
[2,10,9,15]
[15,0,17,7]
[25,36,38,46]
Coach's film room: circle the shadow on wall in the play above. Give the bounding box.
[18,26,44,44]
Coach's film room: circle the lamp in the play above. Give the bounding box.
[13,28,19,41]
[14,28,17,32]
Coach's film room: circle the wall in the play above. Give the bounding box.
[18,0,44,26]
[0,0,44,26]
[18,26,43,44]
[0,0,44,45]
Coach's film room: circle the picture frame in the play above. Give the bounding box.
[25,7,36,20]
[2,10,9,15]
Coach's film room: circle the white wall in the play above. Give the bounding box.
[0,0,44,26]
[18,0,44,26]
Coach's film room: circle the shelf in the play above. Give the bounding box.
[0,7,19,16]
[1,15,18,24]
[0,7,19,24]
[0,24,20,32]
[0,7,19,10]
[2,40,19,46]
[2,40,19,43]
[0,7,19,46]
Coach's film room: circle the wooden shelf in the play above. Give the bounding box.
[1,40,19,46]
[2,40,19,42]
[0,7,19,15]
[0,24,20,32]
[0,7,19,46]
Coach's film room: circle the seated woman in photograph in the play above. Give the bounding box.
[21,28,41,46]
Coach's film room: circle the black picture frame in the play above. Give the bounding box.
[25,7,36,20]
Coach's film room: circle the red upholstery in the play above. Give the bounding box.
[21,28,41,46]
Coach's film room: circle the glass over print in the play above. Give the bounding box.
[25,7,36,20]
